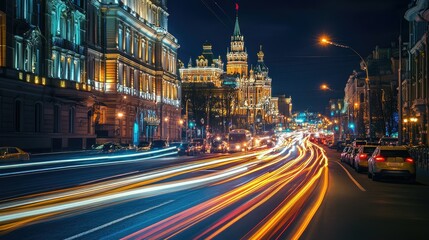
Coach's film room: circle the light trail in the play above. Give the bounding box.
[122,137,329,240]
[0,147,177,170]
[1,133,331,239]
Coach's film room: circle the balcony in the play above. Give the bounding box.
[412,98,427,113]
[52,37,85,55]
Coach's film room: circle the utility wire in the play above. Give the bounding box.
[199,0,229,28]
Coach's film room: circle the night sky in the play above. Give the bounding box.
[168,0,409,112]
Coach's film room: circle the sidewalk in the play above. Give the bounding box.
[417,168,429,185]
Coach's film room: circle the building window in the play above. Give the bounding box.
[15,41,23,70]
[0,13,5,67]
[118,28,123,51]
[69,108,75,133]
[54,105,60,133]
[15,100,22,132]
[35,103,42,132]
[87,110,92,134]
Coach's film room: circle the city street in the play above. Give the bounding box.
[1,133,428,239]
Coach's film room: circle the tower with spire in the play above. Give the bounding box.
[226,5,248,77]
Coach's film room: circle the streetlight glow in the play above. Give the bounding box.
[117,112,124,118]
[318,33,372,140]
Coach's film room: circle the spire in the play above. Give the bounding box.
[257,45,265,62]
[233,3,241,37]
[187,57,192,68]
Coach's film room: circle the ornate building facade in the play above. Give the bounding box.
[0,0,180,151]
[180,11,278,135]
[87,0,180,144]
[180,43,236,135]
[0,0,94,151]
[404,0,429,145]
[228,15,278,132]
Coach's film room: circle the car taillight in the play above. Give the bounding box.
[405,158,414,163]
[375,156,385,162]
[359,154,367,159]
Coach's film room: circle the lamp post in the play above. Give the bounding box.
[320,37,372,141]
[117,112,124,144]
[185,99,190,141]
[164,117,169,141]
[410,117,418,145]
[178,119,184,142]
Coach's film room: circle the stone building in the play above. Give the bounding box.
[0,0,180,151]
[87,0,180,144]
[404,0,429,145]
[0,0,94,151]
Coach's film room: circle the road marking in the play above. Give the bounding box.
[335,161,366,192]
[64,200,174,240]
[78,171,139,186]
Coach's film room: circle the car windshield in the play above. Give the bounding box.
[229,134,246,142]
[380,150,410,158]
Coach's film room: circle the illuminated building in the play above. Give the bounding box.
[180,8,279,134]
[0,0,180,151]
[0,0,94,151]
[88,0,180,144]
[226,13,278,132]
[180,43,237,134]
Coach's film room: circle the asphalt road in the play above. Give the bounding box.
[1,135,428,239]
[301,147,429,240]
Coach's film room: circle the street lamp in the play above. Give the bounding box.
[320,36,372,140]
[320,84,333,91]
[164,117,169,141]
[178,119,184,141]
[117,112,124,144]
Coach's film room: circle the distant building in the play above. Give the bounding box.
[226,14,278,132]
[179,10,278,134]
[180,43,237,134]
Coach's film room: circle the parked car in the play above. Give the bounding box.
[340,146,351,162]
[177,143,191,156]
[94,142,125,153]
[151,140,169,150]
[0,147,30,161]
[137,141,151,151]
[346,147,360,166]
[211,140,227,153]
[367,146,415,182]
[353,145,377,172]
[192,138,208,153]
[188,142,202,156]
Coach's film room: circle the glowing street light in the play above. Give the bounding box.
[319,35,372,140]
[320,84,332,91]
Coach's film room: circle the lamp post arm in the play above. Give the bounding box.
[326,40,369,80]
